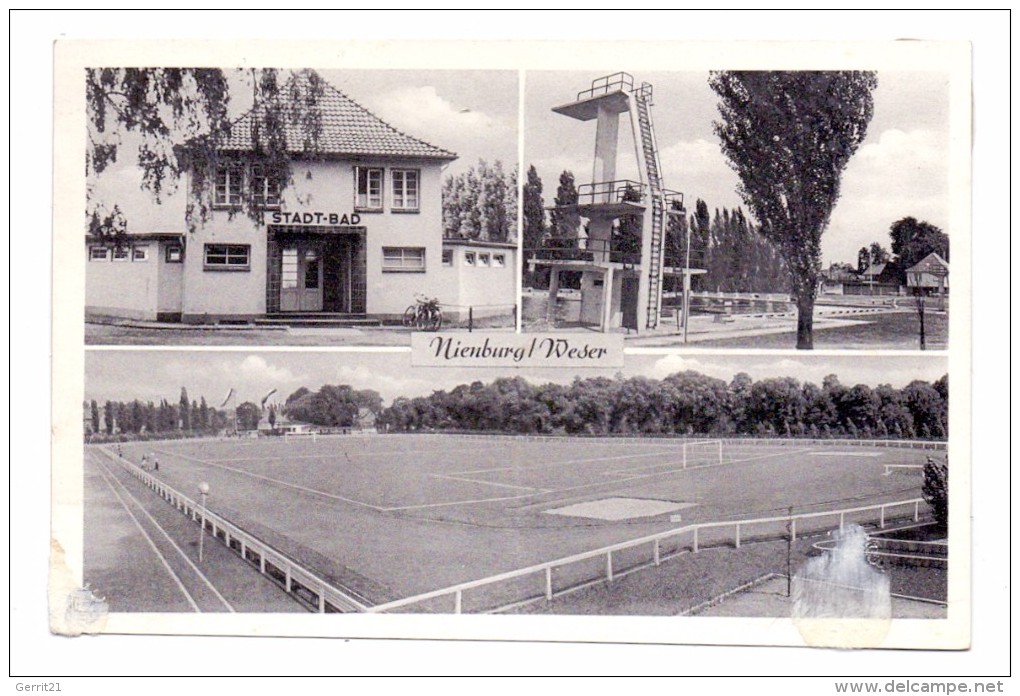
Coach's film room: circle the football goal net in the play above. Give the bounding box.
[681,440,724,469]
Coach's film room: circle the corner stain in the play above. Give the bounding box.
[792,524,891,648]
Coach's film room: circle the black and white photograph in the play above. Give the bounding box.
[80,350,950,632]
[521,69,958,350]
[26,18,1005,684]
[84,68,520,346]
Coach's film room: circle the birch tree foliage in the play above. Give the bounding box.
[86,67,328,235]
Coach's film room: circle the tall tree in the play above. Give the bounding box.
[548,170,581,238]
[710,71,878,349]
[235,402,261,431]
[179,387,191,431]
[869,242,891,266]
[90,400,101,434]
[889,217,949,270]
[522,165,546,284]
[857,246,871,273]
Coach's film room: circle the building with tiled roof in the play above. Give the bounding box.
[86,70,514,325]
[219,72,456,161]
[906,252,949,294]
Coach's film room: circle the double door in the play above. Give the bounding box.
[280,242,323,312]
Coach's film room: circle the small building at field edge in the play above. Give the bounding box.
[86,73,516,325]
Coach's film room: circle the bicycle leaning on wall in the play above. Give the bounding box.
[402,294,443,332]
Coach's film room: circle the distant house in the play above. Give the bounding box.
[356,407,377,432]
[819,265,859,295]
[905,253,949,295]
[844,262,903,296]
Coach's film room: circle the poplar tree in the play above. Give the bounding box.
[710,71,878,348]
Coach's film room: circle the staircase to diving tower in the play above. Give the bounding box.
[632,82,668,329]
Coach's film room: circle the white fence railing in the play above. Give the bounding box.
[98,447,368,613]
[383,433,948,451]
[368,498,930,614]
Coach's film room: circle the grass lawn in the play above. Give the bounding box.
[698,310,948,350]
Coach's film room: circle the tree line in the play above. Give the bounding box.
[667,199,789,293]
[376,371,948,440]
[442,159,518,243]
[521,164,789,294]
[86,388,233,441]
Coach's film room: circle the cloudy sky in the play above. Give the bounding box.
[92,66,953,267]
[85,350,947,408]
[89,68,519,232]
[524,70,952,265]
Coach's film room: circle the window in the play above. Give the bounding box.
[391,169,419,212]
[89,247,109,261]
[165,245,184,263]
[442,249,454,267]
[355,167,383,210]
[382,247,425,272]
[112,246,130,262]
[478,253,490,267]
[493,253,506,268]
[214,160,245,207]
[463,251,476,267]
[204,244,250,271]
[132,246,149,262]
[251,164,282,209]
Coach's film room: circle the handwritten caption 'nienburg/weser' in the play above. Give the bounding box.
[411,334,624,368]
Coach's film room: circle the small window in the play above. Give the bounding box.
[478,253,490,267]
[214,160,245,207]
[251,164,282,209]
[492,253,506,268]
[382,247,425,273]
[165,245,184,263]
[132,246,149,262]
[112,246,130,262]
[204,244,251,271]
[463,252,476,267]
[391,169,419,212]
[442,249,454,267]
[89,247,109,261]
[355,167,384,211]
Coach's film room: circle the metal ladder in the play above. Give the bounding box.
[633,83,666,329]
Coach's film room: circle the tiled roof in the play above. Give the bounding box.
[219,71,457,161]
[905,252,949,274]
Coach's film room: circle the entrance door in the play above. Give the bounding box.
[280,242,323,312]
[621,276,639,330]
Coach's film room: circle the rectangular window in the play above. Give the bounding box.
[89,247,109,261]
[112,246,130,262]
[463,251,476,267]
[391,169,419,212]
[382,247,425,273]
[492,253,506,268]
[215,160,245,207]
[355,167,383,210]
[251,164,282,209]
[204,244,251,271]
[132,246,149,262]
[442,249,454,266]
[478,253,490,267]
[165,245,184,263]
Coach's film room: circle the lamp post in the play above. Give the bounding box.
[198,481,210,562]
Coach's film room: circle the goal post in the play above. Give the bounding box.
[682,439,723,469]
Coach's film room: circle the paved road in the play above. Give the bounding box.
[84,448,306,613]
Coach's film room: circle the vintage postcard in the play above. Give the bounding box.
[51,37,972,657]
